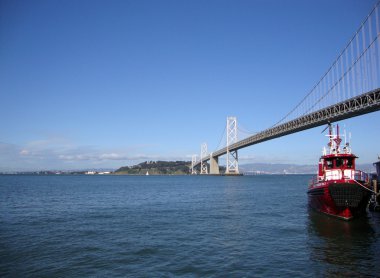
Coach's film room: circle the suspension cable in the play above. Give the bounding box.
[271,1,380,128]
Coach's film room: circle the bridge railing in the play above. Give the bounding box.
[195,88,380,166]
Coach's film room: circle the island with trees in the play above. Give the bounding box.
[114,161,192,175]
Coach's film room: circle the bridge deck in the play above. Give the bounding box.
[195,88,380,166]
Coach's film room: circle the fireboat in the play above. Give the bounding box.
[307,124,372,220]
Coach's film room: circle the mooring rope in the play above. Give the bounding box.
[353,179,378,195]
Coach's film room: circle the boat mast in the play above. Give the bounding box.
[334,124,342,153]
[328,124,333,154]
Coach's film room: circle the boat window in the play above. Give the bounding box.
[326,159,333,169]
[346,158,353,168]
[336,158,343,168]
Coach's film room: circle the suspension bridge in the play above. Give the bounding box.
[192,2,380,175]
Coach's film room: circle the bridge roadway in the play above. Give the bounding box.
[195,88,380,167]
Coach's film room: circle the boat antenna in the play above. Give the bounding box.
[342,124,346,144]
[328,123,333,149]
[349,132,352,147]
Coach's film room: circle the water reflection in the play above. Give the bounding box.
[307,209,378,276]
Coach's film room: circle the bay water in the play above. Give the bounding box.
[1,175,379,277]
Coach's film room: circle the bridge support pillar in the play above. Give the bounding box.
[191,155,197,174]
[226,150,239,175]
[210,154,220,175]
[200,143,208,175]
[226,117,239,175]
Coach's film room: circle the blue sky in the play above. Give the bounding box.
[1,0,379,171]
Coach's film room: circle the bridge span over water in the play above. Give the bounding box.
[192,3,380,175]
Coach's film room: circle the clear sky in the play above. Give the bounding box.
[1,0,379,171]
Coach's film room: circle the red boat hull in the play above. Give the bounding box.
[307,181,371,220]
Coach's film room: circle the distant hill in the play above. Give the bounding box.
[239,163,376,175]
[114,161,191,175]
[239,163,315,175]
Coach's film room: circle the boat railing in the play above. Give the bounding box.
[354,170,369,183]
[310,170,369,184]
[309,175,319,187]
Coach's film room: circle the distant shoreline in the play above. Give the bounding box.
[0,173,316,176]
[1,161,375,176]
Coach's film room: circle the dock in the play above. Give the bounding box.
[369,159,380,212]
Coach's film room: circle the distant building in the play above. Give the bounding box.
[98,171,110,175]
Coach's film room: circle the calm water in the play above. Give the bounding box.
[1,175,379,277]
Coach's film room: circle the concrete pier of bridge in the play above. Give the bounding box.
[209,155,220,175]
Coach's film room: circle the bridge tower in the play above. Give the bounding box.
[191,155,197,175]
[200,143,208,174]
[226,116,239,175]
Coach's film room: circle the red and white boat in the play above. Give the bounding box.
[307,124,371,220]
